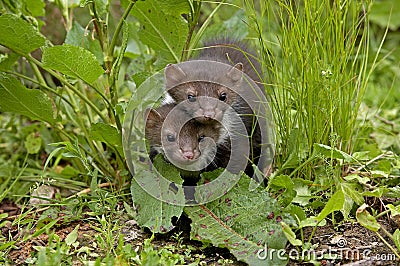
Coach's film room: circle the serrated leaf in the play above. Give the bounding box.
[42,44,104,84]
[90,123,123,155]
[130,175,184,234]
[316,189,345,222]
[131,0,189,64]
[65,21,103,64]
[0,73,56,124]
[186,176,294,265]
[313,143,353,162]
[130,157,185,233]
[0,14,45,55]
[356,204,381,232]
[65,225,79,246]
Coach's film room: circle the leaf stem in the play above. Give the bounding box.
[374,231,400,259]
[182,1,201,61]
[107,0,137,70]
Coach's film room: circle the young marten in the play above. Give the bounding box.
[145,103,223,176]
[164,39,266,178]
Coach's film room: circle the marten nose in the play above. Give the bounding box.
[203,110,215,119]
[182,150,194,160]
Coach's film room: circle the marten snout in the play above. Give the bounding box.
[181,149,195,160]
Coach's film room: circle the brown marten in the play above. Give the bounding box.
[164,39,267,179]
[145,103,224,177]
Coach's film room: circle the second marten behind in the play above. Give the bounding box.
[145,103,224,176]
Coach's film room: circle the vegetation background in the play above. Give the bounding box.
[0,0,399,265]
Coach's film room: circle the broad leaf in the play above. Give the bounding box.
[42,44,104,84]
[313,143,353,162]
[65,21,103,64]
[131,0,189,65]
[131,157,185,234]
[356,204,381,232]
[316,189,345,222]
[0,73,55,124]
[186,176,294,265]
[281,222,302,246]
[0,14,46,55]
[90,123,123,155]
[65,225,79,246]
[25,132,42,154]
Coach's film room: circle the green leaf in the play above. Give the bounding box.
[131,0,189,64]
[23,0,46,17]
[65,21,104,64]
[25,132,42,154]
[0,73,56,124]
[65,225,79,246]
[394,229,400,251]
[42,44,104,84]
[90,123,123,155]
[268,175,294,190]
[130,174,184,234]
[356,204,381,232]
[292,178,312,206]
[130,157,185,233]
[0,52,20,71]
[387,204,400,217]
[157,0,190,15]
[313,143,353,162]
[298,216,326,229]
[0,14,46,55]
[316,189,345,222]
[362,187,387,197]
[186,176,294,265]
[281,222,302,246]
[340,182,364,205]
[343,174,370,185]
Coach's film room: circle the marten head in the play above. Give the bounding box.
[165,63,243,123]
[145,104,220,172]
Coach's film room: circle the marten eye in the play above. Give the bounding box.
[198,135,205,142]
[187,94,196,102]
[166,134,175,142]
[219,92,227,102]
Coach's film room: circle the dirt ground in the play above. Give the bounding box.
[1,199,399,265]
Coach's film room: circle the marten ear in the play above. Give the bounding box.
[226,63,243,82]
[165,64,186,87]
[145,108,162,129]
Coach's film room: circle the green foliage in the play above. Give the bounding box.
[0,73,56,124]
[0,0,399,264]
[42,45,104,85]
[0,14,45,55]
[186,175,294,265]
